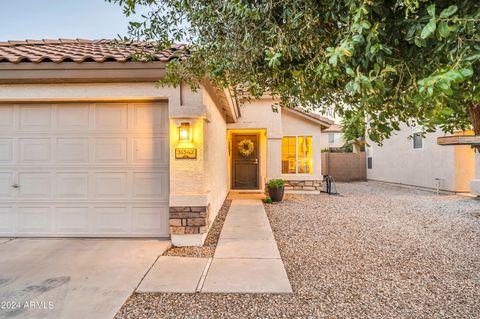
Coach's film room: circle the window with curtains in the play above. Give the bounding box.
[281,136,313,174]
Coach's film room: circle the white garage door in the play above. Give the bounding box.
[0,102,169,237]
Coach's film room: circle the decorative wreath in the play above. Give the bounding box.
[238,139,255,157]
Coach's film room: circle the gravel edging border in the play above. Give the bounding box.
[162,199,232,258]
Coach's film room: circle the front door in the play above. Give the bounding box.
[232,133,259,189]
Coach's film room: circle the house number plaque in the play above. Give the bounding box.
[175,148,197,159]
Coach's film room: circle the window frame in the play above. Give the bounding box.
[281,135,313,175]
[366,146,373,169]
[328,132,341,144]
[328,133,335,144]
[412,127,424,150]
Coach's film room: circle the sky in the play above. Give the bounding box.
[0,0,149,41]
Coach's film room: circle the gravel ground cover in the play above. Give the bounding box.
[163,199,232,258]
[116,182,480,319]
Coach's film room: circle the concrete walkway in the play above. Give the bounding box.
[139,200,292,293]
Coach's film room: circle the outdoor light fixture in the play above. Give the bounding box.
[179,122,192,141]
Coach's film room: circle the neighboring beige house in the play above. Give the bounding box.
[0,39,332,246]
[319,124,344,149]
[366,124,475,193]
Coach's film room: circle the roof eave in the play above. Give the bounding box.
[202,78,239,124]
[0,61,167,84]
[285,107,333,129]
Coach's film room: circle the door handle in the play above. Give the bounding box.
[12,184,19,188]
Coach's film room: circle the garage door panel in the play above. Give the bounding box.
[95,104,128,129]
[55,206,90,233]
[17,206,53,234]
[94,172,128,198]
[1,102,169,237]
[0,139,13,163]
[56,138,90,163]
[0,107,14,129]
[94,207,129,233]
[0,173,14,198]
[133,104,168,131]
[133,137,168,163]
[132,206,169,234]
[18,173,51,198]
[19,138,51,163]
[94,138,127,163]
[132,172,168,199]
[20,106,52,130]
[56,173,89,198]
[57,105,90,129]
[0,207,14,233]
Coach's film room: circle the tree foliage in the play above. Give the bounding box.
[342,110,366,143]
[108,0,480,142]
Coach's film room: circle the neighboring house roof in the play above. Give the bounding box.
[287,107,334,129]
[0,39,188,64]
[323,124,342,132]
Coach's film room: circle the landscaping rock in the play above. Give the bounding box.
[116,182,480,319]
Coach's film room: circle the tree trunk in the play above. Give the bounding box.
[468,102,480,135]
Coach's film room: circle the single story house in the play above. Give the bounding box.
[0,39,332,246]
[366,124,475,193]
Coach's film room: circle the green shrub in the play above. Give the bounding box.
[264,196,272,204]
[268,179,285,189]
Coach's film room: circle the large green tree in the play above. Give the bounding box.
[109,0,480,142]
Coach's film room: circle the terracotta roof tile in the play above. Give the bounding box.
[0,39,189,64]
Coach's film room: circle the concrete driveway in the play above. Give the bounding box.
[0,238,169,319]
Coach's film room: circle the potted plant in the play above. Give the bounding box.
[267,179,285,202]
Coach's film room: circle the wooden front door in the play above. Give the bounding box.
[232,133,259,189]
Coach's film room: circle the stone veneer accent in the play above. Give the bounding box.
[283,180,323,191]
[169,205,211,235]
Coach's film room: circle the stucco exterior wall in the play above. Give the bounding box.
[169,118,207,205]
[267,139,282,180]
[366,124,460,191]
[471,154,480,195]
[0,82,180,108]
[203,87,229,222]
[454,143,475,192]
[228,99,282,138]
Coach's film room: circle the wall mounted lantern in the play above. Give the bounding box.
[179,122,192,141]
